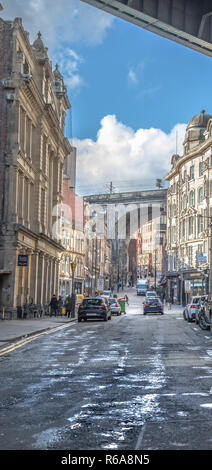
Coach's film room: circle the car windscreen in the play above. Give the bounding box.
[82,299,103,306]
[109,299,116,304]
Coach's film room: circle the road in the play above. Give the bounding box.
[1,289,212,450]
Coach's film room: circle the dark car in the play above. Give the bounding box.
[78,297,112,322]
[143,297,163,315]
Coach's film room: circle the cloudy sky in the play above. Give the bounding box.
[1,1,212,194]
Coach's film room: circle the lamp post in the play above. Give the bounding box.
[154,249,157,289]
[70,260,77,318]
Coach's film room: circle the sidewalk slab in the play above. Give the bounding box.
[0,316,76,345]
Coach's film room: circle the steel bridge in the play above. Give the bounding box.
[81,0,212,57]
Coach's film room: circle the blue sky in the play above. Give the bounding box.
[1,0,212,193]
[70,15,212,141]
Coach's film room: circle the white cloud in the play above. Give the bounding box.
[1,0,113,46]
[128,68,138,85]
[73,115,187,194]
[1,0,114,91]
[53,47,85,92]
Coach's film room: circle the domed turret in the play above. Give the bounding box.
[32,32,45,52]
[187,110,212,130]
[183,110,212,154]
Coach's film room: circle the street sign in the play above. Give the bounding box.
[197,253,207,263]
[184,280,191,293]
[18,255,28,266]
[97,278,104,290]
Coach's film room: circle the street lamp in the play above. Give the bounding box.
[70,260,77,318]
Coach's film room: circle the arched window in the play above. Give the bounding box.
[189,190,195,207]
[172,204,177,216]
[198,187,204,203]
[183,194,187,210]
[189,216,194,235]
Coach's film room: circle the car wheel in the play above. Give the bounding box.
[78,318,81,322]
[84,318,87,322]
[183,310,187,321]
[188,316,192,323]
[104,316,108,321]
[161,312,164,315]
[199,313,210,330]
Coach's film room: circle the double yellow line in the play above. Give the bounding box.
[0,322,75,357]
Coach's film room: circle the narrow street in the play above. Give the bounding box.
[1,289,212,450]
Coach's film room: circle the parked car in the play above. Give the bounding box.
[78,297,112,322]
[145,291,157,298]
[108,298,121,315]
[196,295,211,330]
[183,296,203,322]
[143,297,164,315]
[101,290,111,299]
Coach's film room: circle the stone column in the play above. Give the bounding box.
[37,252,45,306]
[30,251,39,304]
[49,257,53,301]
[52,258,57,295]
[45,255,50,304]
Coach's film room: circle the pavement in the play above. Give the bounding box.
[0,315,76,346]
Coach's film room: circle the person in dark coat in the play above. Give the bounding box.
[58,296,63,316]
[49,295,58,316]
[65,295,72,318]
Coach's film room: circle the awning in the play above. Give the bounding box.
[0,270,11,275]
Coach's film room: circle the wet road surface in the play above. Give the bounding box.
[1,290,212,450]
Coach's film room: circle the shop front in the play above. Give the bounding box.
[183,270,208,304]
[166,271,181,304]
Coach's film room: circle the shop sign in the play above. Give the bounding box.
[197,253,207,263]
[18,255,28,266]
[184,280,191,293]
[97,278,104,290]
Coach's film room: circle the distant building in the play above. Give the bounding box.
[0,18,72,316]
[84,189,167,288]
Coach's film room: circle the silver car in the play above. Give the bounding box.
[183,296,202,322]
[108,298,121,315]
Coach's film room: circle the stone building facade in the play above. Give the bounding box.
[0,17,72,316]
[60,173,85,298]
[165,110,212,304]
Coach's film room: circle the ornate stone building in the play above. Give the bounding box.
[165,110,212,304]
[0,17,72,316]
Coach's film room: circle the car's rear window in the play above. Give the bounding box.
[146,299,159,304]
[109,298,116,304]
[192,298,200,304]
[83,299,103,306]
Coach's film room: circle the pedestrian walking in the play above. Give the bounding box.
[58,296,63,316]
[125,294,129,305]
[49,295,58,317]
[65,295,72,318]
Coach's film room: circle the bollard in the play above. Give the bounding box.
[2,307,5,320]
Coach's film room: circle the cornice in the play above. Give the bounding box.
[165,137,212,181]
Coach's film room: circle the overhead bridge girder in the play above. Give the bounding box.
[81,0,212,57]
